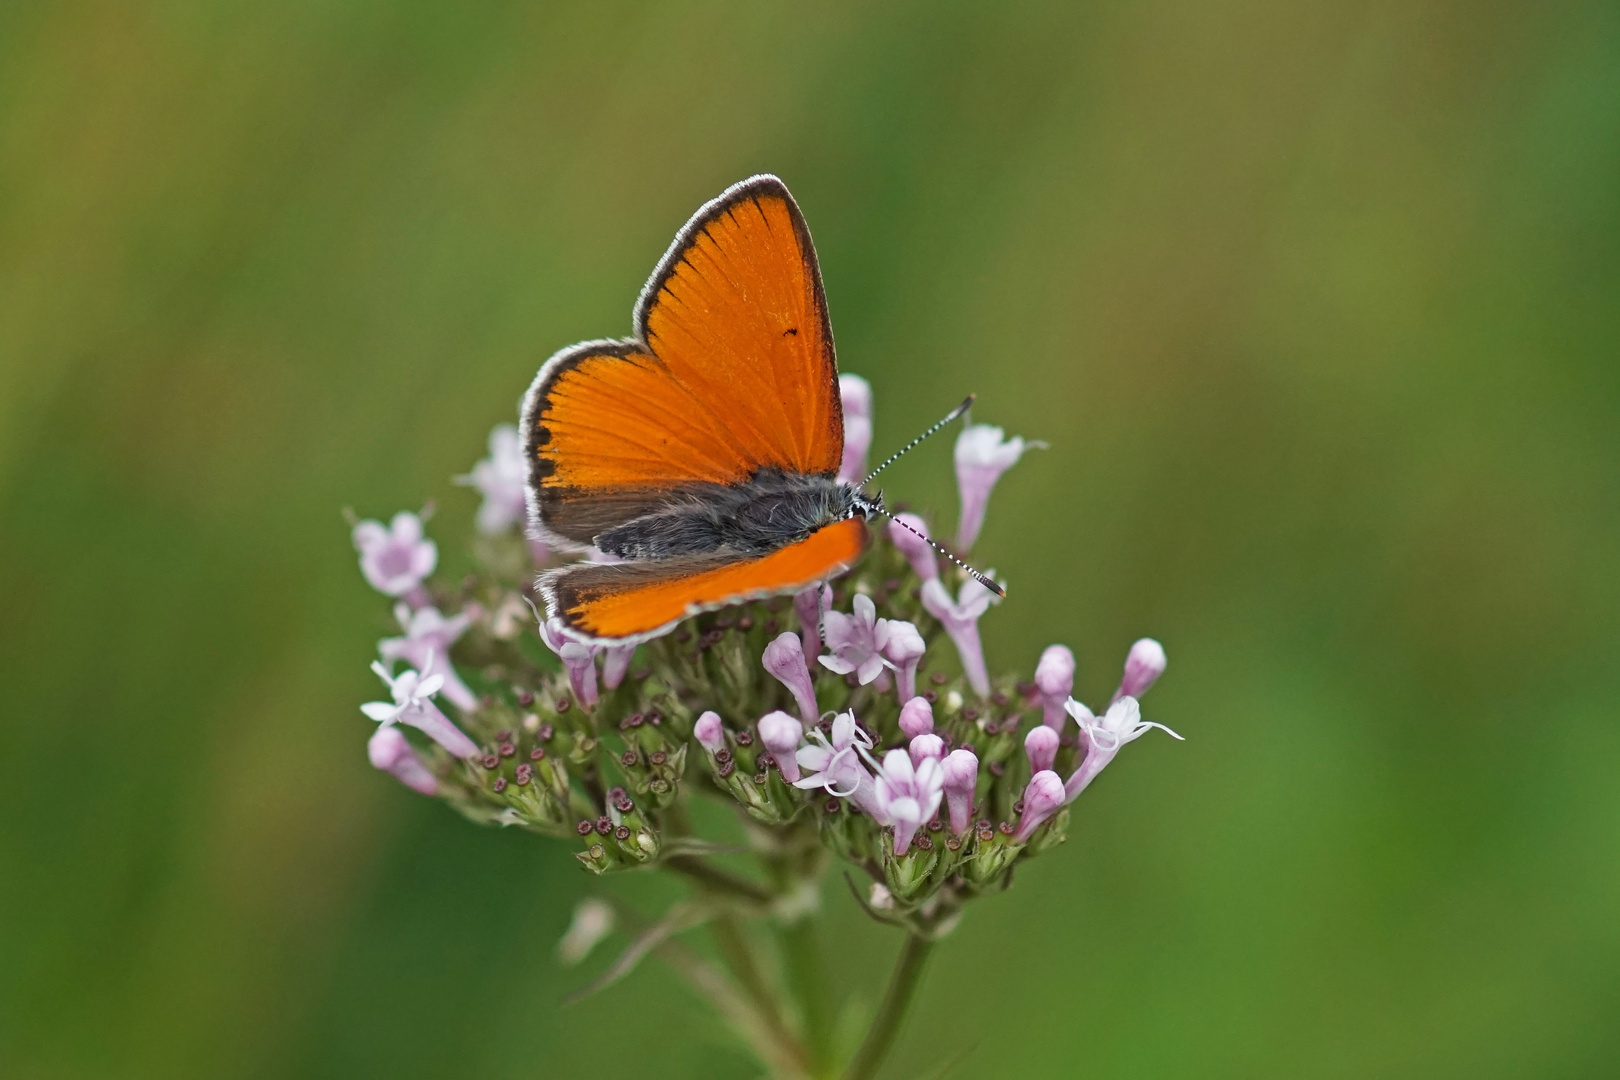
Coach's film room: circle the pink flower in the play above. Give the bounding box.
[456,423,528,535]
[898,697,935,739]
[353,511,437,600]
[539,618,600,708]
[601,644,636,691]
[367,726,439,795]
[819,594,887,685]
[378,603,476,711]
[1063,696,1182,803]
[887,513,939,581]
[909,733,945,767]
[794,584,830,658]
[872,748,944,856]
[1033,644,1075,730]
[795,712,883,818]
[838,374,873,484]
[1013,771,1066,842]
[763,631,820,724]
[361,653,478,758]
[921,576,999,697]
[694,710,725,753]
[1113,638,1167,703]
[879,620,926,701]
[954,423,1042,551]
[1024,725,1059,773]
[758,711,805,783]
[941,748,978,834]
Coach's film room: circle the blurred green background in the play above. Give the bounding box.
[3,1,1618,1077]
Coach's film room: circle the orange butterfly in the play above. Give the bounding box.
[522,175,883,643]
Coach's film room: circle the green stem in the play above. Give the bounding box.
[711,914,807,1073]
[665,854,773,906]
[842,934,934,1080]
[779,916,834,1076]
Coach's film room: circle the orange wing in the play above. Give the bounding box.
[523,176,843,549]
[542,518,867,643]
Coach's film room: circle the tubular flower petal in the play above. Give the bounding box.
[887,513,939,582]
[362,651,478,758]
[878,619,926,701]
[539,618,600,708]
[909,733,945,767]
[456,423,528,535]
[1024,725,1059,774]
[941,748,979,835]
[758,711,805,783]
[795,712,885,820]
[1033,644,1075,730]
[1063,696,1183,804]
[353,511,438,600]
[819,594,888,685]
[920,576,1000,697]
[897,697,935,739]
[763,631,820,724]
[953,423,1043,552]
[838,374,873,484]
[1013,771,1066,842]
[367,726,438,795]
[872,748,944,856]
[379,603,476,711]
[1113,638,1167,703]
[601,643,636,691]
[694,710,725,753]
[794,583,831,659]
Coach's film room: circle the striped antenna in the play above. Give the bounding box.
[883,511,1006,598]
[860,394,975,487]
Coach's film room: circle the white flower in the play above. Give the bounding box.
[794,712,883,819]
[361,651,479,758]
[953,423,1043,551]
[1062,696,1182,803]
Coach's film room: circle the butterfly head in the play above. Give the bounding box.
[847,488,886,522]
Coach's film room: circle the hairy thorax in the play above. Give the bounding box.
[593,469,879,560]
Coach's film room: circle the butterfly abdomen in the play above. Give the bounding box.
[594,469,853,560]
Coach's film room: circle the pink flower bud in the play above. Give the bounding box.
[838,374,874,483]
[367,726,438,795]
[898,697,935,738]
[1013,770,1066,842]
[1114,638,1167,702]
[1024,725,1059,773]
[763,631,820,723]
[1033,644,1075,730]
[909,733,945,767]
[941,748,979,835]
[694,710,725,753]
[758,711,805,783]
[887,513,938,581]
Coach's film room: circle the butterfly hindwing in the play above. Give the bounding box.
[523,175,843,551]
[542,518,867,643]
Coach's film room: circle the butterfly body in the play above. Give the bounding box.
[522,175,875,644]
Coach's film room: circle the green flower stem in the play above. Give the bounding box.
[711,913,808,1074]
[664,854,774,907]
[842,933,934,1080]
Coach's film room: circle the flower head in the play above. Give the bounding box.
[838,374,873,484]
[367,725,439,795]
[1013,770,1065,842]
[758,711,805,783]
[941,747,979,835]
[361,652,478,758]
[871,748,944,856]
[887,513,939,582]
[763,631,820,723]
[379,603,476,711]
[879,620,926,702]
[456,423,528,535]
[1063,696,1183,803]
[954,423,1042,551]
[1033,644,1075,730]
[1114,638,1167,703]
[539,618,600,708]
[818,593,887,685]
[353,511,437,599]
[920,576,1000,697]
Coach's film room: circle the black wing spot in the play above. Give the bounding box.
[534,425,552,445]
[533,457,557,478]
[782,327,798,337]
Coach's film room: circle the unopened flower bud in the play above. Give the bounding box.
[941,748,979,835]
[1034,644,1075,730]
[757,711,805,783]
[1114,638,1167,702]
[694,711,725,753]
[898,697,935,738]
[557,898,616,965]
[909,733,945,767]
[367,726,438,795]
[763,631,819,724]
[1024,725,1059,773]
[1013,770,1065,842]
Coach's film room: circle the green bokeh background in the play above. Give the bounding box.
[3,2,1617,1077]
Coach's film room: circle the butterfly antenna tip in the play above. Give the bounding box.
[860,394,978,487]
